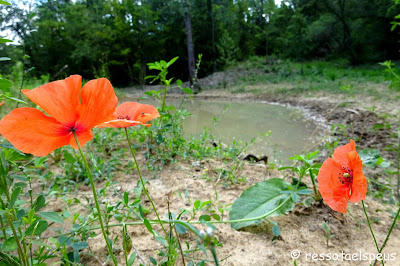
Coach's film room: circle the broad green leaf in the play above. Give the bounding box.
[2,236,19,252]
[0,78,12,92]
[199,215,210,222]
[0,38,12,43]
[72,241,88,250]
[25,220,48,236]
[359,148,390,168]
[39,211,63,223]
[34,195,45,211]
[0,1,11,6]
[175,223,186,234]
[229,178,294,230]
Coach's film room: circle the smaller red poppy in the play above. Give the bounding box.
[96,102,159,128]
[318,140,367,213]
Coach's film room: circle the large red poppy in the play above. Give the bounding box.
[0,75,118,156]
[318,140,367,213]
[96,102,159,128]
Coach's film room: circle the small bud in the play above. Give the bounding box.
[343,173,350,178]
[206,227,213,237]
[199,230,206,237]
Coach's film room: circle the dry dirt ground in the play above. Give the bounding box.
[45,76,400,265]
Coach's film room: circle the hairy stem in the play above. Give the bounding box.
[73,132,118,265]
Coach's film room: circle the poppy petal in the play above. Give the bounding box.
[115,102,160,123]
[76,78,118,130]
[0,108,72,156]
[96,119,148,128]
[22,75,82,126]
[347,151,367,202]
[332,139,356,166]
[69,130,94,149]
[318,158,350,213]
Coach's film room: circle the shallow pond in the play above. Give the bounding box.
[123,96,325,164]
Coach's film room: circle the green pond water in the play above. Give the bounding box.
[122,97,325,164]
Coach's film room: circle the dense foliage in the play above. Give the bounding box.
[1,0,400,86]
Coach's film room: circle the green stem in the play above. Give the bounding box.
[1,169,28,256]
[72,132,118,266]
[308,168,321,200]
[373,207,400,266]
[210,245,219,266]
[0,215,6,240]
[5,213,26,266]
[124,128,168,236]
[362,201,381,255]
[122,224,129,266]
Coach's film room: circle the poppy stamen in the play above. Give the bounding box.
[339,167,353,185]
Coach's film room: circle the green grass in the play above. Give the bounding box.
[229,57,400,102]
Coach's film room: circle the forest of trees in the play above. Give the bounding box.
[1,0,400,87]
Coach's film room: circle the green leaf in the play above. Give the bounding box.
[167,56,179,67]
[72,241,88,250]
[25,220,48,236]
[128,252,136,266]
[181,87,193,94]
[149,256,157,265]
[8,187,21,208]
[143,218,153,234]
[0,1,11,6]
[229,178,295,230]
[2,95,27,104]
[2,237,19,252]
[34,195,45,211]
[0,78,12,92]
[175,223,187,234]
[0,38,12,43]
[272,224,281,236]
[199,215,210,222]
[124,191,129,205]
[39,212,63,224]
[359,148,389,168]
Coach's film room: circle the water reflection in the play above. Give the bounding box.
[123,96,323,163]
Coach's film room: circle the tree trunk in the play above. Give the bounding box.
[184,0,199,93]
[207,0,216,73]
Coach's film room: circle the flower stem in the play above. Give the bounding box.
[124,128,168,236]
[5,212,27,266]
[308,168,321,200]
[361,200,380,253]
[373,207,400,266]
[72,132,118,266]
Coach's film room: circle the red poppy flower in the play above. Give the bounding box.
[0,75,117,156]
[96,102,159,128]
[317,140,367,213]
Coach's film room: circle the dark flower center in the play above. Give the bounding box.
[117,115,132,120]
[338,166,353,185]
